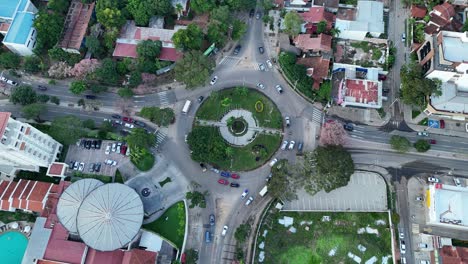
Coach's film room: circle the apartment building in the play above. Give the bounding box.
[0,112,62,178]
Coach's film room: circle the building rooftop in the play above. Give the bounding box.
[0,179,55,213]
[58,0,95,51]
[441,32,468,63]
[46,163,65,176]
[313,0,339,9]
[3,11,35,44]
[113,42,182,61]
[21,217,53,264]
[440,246,468,264]
[429,184,468,228]
[0,0,27,19]
[300,6,335,29]
[411,5,427,18]
[335,1,384,38]
[294,33,332,52]
[0,112,10,139]
[297,56,330,89]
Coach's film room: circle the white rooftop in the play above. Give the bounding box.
[335,1,384,40]
[76,183,144,251]
[57,179,104,233]
[441,31,468,63]
[430,76,468,113]
[432,185,468,227]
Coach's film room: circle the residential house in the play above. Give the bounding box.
[284,0,313,12]
[58,0,95,54]
[299,6,336,34]
[113,20,185,62]
[335,0,385,41]
[440,246,468,263]
[293,33,332,55]
[0,112,62,179]
[424,2,461,35]
[415,31,468,118]
[0,0,38,56]
[332,63,384,109]
[0,179,57,214]
[297,56,331,89]
[313,0,339,13]
[411,5,427,19]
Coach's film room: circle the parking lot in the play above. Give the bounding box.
[65,139,130,177]
[282,171,387,212]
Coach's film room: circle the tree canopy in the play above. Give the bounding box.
[23,56,42,73]
[136,40,162,60]
[283,11,303,37]
[126,128,155,149]
[10,85,37,105]
[21,103,47,121]
[93,58,121,85]
[190,0,216,13]
[400,62,441,108]
[390,135,411,153]
[187,126,228,164]
[127,0,173,26]
[172,24,204,51]
[95,0,126,29]
[174,51,215,88]
[414,139,430,152]
[268,160,300,201]
[33,10,64,52]
[0,52,21,69]
[69,80,88,94]
[316,20,327,34]
[49,116,87,145]
[139,107,175,126]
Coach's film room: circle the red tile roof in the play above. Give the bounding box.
[43,224,87,264]
[122,249,157,264]
[300,7,336,30]
[342,79,379,105]
[0,179,55,213]
[114,42,182,62]
[297,56,330,89]
[0,23,10,32]
[411,5,427,18]
[0,112,11,139]
[0,181,15,210]
[440,246,468,264]
[48,163,64,176]
[159,47,183,62]
[432,2,455,21]
[85,248,125,264]
[294,33,332,52]
[11,180,28,208]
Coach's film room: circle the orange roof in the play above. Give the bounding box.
[11,180,28,208]
[297,56,331,89]
[85,249,125,264]
[48,163,64,176]
[294,34,332,52]
[0,181,16,210]
[122,249,157,264]
[0,112,11,139]
[440,246,468,264]
[411,5,427,18]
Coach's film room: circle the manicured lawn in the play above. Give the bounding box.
[195,87,283,129]
[132,152,155,171]
[257,211,392,264]
[143,202,185,249]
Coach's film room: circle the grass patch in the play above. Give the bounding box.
[350,41,371,52]
[412,109,421,119]
[258,212,392,264]
[418,117,428,126]
[196,88,282,129]
[132,151,155,171]
[143,201,185,249]
[159,177,172,187]
[16,167,61,184]
[0,211,37,223]
[114,169,125,183]
[71,172,113,183]
[372,47,383,60]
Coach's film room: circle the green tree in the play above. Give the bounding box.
[330,27,341,37]
[103,27,120,50]
[48,47,81,65]
[128,71,143,88]
[69,80,88,95]
[226,0,255,10]
[172,24,204,51]
[95,0,125,29]
[414,139,431,152]
[33,11,64,52]
[127,0,173,26]
[126,128,156,149]
[49,116,87,144]
[234,223,251,244]
[262,0,275,10]
[187,126,228,164]
[463,19,468,32]
[48,0,70,14]
[82,119,96,129]
[174,51,215,88]
[94,58,120,85]
[210,6,231,25]
[136,40,162,60]
[89,84,108,93]
[316,20,327,34]
[268,160,300,201]
[0,52,20,69]
[175,3,184,19]
[51,96,60,105]
[390,135,411,153]
[37,94,50,103]
[139,107,175,126]
[185,249,199,264]
[190,0,216,13]
[207,22,228,47]
[21,103,47,121]
[232,20,247,40]
[85,36,102,56]
[186,191,207,208]
[118,87,134,98]
[10,85,37,105]
[225,147,234,157]
[283,11,303,37]
[23,56,42,73]
[400,62,441,108]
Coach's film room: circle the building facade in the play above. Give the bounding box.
[0,0,38,56]
[0,112,62,179]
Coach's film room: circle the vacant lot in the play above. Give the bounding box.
[195,87,283,129]
[256,211,392,264]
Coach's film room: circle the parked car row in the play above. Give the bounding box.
[220,171,240,179]
[104,159,118,166]
[88,163,102,173]
[0,76,18,86]
[105,142,129,156]
[69,161,85,171]
[78,139,102,150]
[110,115,146,128]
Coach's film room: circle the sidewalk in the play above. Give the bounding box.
[328,106,391,126]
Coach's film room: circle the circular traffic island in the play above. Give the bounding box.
[189,87,283,171]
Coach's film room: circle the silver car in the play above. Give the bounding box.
[281,140,288,150]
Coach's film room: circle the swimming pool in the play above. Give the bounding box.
[0,231,28,264]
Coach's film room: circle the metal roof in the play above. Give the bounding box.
[76,183,144,251]
[57,179,104,233]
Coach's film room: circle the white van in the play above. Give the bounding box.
[182,100,191,114]
[259,186,268,197]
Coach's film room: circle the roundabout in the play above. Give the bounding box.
[188,87,283,171]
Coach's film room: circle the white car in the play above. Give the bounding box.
[259,63,265,71]
[400,241,406,254]
[78,162,85,171]
[454,178,461,187]
[288,141,295,150]
[210,76,218,85]
[399,232,404,239]
[221,225,228,236]
[111,143,117,152]
[105,159,113,165]
[275,85,283,94]
[269,158,278,167]
[266,60,273,68]
[241,189,249,199]
[285,116,290,127]
[105,145,111,155]
[256,83,265,89]
[111,160,117,166]
[428,177,440,183]
[417,131,429,137]
[124,123,134,129]
[465,123,468,132]
[281,140,288,150]
[245,196,254,206]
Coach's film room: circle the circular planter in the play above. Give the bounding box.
[228,118,248,136]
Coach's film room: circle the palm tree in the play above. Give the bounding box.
[331,28,341,38]
[175,3,184,20]
[225,147,234,158]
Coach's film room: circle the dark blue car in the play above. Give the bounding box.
[220,171,231,178]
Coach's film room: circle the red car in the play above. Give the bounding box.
[123,117,134,123]
[428,139,437,144]
[439,119,445,129]
[218,179,229,185]
[231,173,240,179]
[120,145,127,155]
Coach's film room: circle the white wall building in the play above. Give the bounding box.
[0,0,38,56]
[335,1,385,41]
[0,112,62,179]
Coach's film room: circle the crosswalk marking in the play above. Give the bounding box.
[154,130,167,147]
[157,91,171,107]
[311,107,323,124]
[219,56,241,66]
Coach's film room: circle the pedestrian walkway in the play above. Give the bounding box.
[154,129,167,147]
[218,56,242,67]
[156,91,174,107]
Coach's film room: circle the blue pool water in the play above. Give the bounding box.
[0,231,28,264]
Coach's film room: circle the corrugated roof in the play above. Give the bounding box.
[57,179,104,233]
[76,183,144,251]
[3,11,35,44]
